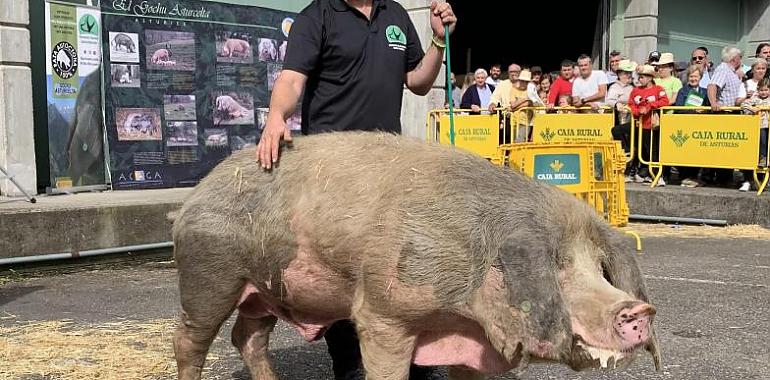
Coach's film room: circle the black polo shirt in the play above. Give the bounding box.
[284,0,425,134]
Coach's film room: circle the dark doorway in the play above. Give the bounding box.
[448,1,601,76]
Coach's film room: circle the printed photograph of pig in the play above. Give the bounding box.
[230,131,259,151]
[267,62,282,91]
[212,91,254,126]
[108,32,139,63]
[164,95,197,121]
[115,108,162,141]
[203,128,228,147]
[171,132,661,380]
[110,64,140,88]
[278,40,287,62]
[216,31,253,64]
[257,38,279,62]
[166,121,198,147]
[144,30,195,71]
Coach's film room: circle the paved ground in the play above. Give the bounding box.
[1,236,768,380]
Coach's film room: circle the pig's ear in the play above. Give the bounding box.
[496,232,572,344]
[599,228,663,371]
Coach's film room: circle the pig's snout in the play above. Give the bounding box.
[614,301,655,351]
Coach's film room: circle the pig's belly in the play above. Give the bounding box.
[413,325,514,374]
[237,282,513,374]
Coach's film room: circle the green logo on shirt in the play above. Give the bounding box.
[385,25,407,49]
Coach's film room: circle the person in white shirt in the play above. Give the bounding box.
[485,63,502,86]
[572,54,608,110]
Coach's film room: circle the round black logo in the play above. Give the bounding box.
[51,41,79,79]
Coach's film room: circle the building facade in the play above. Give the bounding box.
[1,0,769,195]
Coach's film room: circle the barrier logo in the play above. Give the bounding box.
[534,154,581,186]
[539,127,556,142]
[550,160,565,172]
[670,129,690,148]
[385,25,406,51]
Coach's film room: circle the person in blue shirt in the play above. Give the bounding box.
[675,64,711,109]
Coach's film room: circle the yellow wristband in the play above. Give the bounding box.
[431,35,446,49]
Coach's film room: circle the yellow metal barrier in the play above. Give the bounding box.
[637,106,770,195]
[427,109,503,162]
[498,141,630,227]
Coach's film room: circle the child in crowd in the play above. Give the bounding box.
[674,64,710,187]
[629,65,670,185]
[557,95,574,114]
[739,78,770,191]
[653,52,683,105]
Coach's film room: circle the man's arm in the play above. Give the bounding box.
[405,44,444,96]
[404,1,456,95]
[583,83,608,103]
[257,70,307,169]
[707,83,720,110]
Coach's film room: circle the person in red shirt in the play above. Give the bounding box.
[629,64,670,184]
[547,60,574,106]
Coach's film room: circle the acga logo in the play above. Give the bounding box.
[385,25,406,51]
[51,41,79,79]
[281,17,294,38]
[118,170,162,182]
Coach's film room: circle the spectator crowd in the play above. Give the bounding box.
[452,43,770,192]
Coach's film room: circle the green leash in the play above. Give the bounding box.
[444,26,455,145]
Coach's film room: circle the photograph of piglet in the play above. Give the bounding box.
[145,30,196,71]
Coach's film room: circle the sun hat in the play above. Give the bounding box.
[616,59,638,73]
[652,52,675,66]
[639,64,657,76]
[518,70,532,81]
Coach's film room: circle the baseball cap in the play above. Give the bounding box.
[648,51,661,62]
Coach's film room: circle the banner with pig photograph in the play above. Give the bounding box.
[44,1,104,189]
[101,0,298,189]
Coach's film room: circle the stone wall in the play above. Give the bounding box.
[0,0,36,196]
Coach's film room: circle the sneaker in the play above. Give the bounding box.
[625,175,634,183]
[634,174,645,183]
[643,176,653,183]
[655,178,666,187]
[680,178,700,188]
[739,181,751,192]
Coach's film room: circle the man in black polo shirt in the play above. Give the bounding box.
[256,1,456,379]
[257,0,455,168]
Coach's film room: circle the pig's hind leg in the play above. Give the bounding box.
[231,314,279,379]
[173,232,245,380]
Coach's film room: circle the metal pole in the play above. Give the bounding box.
[629,214,728,226]
[445,25,455,145]
[0,242,174,266]
[0,166,37,203]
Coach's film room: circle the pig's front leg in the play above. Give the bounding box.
[353,292,416,380]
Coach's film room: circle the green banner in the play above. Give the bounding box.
[49,3,80,99]
[534,154,581,186]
